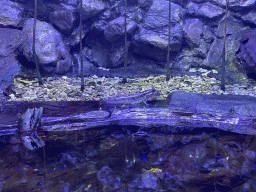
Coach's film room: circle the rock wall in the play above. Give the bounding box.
[1,0,256,86]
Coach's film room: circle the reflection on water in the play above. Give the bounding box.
[0,126,167,191]
[0,125,256,191]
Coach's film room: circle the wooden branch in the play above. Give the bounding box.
[42,108,256,135]
[220,0,229,91]
[33,0,43,85]
[122,0,128,83]
[166,0,171,81]
[80,0,84,91]
[1,103,256,136]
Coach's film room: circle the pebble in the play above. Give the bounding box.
[7,73,256,102]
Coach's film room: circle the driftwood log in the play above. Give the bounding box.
[42,107,256,135]
[11,107,45,150]
[1,96,256,136]
[0,100,99,136]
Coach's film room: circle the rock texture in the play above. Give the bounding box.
[21,18,72,74]
[0,28,24,95]
[236,30,256,74]
[0,0,256,88]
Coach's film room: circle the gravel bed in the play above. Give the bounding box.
[7,69,256,102]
